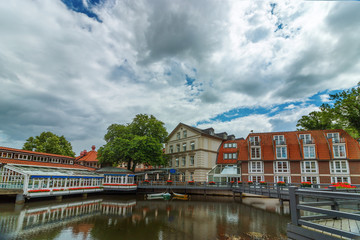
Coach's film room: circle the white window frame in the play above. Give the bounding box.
[274,161,290,173]
[301,161,318,173]
[175,158,179,167]
[333,144,346,158]
[248,175,264,183]
[276,146,287,159]
[330,160,349,174]
[299,134,312,144]
[301,176,319,184]
[274,135,285,145]
[331,176,351,184]
[327,132,340,142]
[251,147,261,159]
[248,161,264,173]
[274,175,291,183]
[303,145,315,159]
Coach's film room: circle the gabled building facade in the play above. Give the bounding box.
[75,145,101,169]
[165,123,235,182]
[211,129,360,184]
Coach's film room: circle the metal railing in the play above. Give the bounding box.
[287,186,360,239]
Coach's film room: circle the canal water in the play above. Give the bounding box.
[0,194,290,240]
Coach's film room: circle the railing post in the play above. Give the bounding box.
[289,186,300,226]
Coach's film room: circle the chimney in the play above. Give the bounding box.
[83,150,87,155]
[92,145,96,151]
[80,151,84,156]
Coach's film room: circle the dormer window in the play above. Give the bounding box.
[333,145,346,158]
[299,134,313,144]
[276,146,287,159]
[249,136,260,146]
[274,135,286,145]
[327,133,340,143]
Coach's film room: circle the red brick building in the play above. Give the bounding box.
[210,129,360,184]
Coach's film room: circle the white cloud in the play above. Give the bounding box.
[0,1,359,153]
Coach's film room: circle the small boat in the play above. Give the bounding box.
[172,192,189,200]
[146,192,172,200]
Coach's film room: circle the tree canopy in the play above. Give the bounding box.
[98,114,168,171]
[297,83,360,139]
[23,131,75,157]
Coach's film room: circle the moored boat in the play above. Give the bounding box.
[172,192,189,200]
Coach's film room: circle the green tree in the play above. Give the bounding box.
[98,114,168,171]
[23,131,75,157]
[297,83,360,139]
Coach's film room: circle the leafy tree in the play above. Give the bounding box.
[98,114,168,171]
[297,83,360,139]
[23,131,75,157]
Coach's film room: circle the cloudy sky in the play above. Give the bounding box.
[0,0,359,154]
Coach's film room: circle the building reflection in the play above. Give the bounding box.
[0,196,290,240]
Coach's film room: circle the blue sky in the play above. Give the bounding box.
[0,0,359,154]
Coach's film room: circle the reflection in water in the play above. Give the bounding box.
[0,195,290,240]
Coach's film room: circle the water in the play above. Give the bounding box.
[0,194,290,240]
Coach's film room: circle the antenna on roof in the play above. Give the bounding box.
[250,130,254,133]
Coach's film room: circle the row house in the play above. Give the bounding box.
[165,123,235,182]
[210,129,360,184]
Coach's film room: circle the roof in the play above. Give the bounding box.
[76,150,99,162]
[0,158,96,171]
[216,129,360,164]
[96,167,133,174]
[168,123,233,140]
[0,146,74,159]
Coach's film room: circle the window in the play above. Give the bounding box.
[301,161,318,173]
[274,176,291,183]
[183,130,187,138]
[299,134,313,144]
[249,136,260,146]
[224,153,237,159]
[327,132,340,142]
[249,161,263,173]
[169,145,173,153]
[249,175,263,183]
[191,142,195,150]
[224,143,237,148]
[333,145,346,158]
[276,146,287,159]
[182,157,186,166]
[330,160,348,173]
[175,158,179,167]
[301,176,319,184]
[169,159,172,167]
[177,132,181,140]
[251,147,261,159]
[176,144,180,152]
[274,135,286,145]
[183,143,187,151]
[303,146,315,159]
[274,161,290,173]
[331,176,350,184]
[190,156,194,166]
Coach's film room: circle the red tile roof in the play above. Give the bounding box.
[216,129,360,164]
[76,150,99,162]
[0,158,95,171]
[0,146,74,159]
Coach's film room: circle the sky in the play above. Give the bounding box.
[0,0,359,155]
